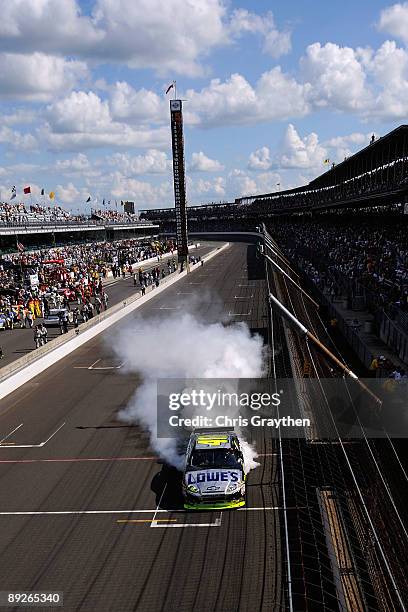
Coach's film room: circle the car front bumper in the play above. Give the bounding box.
[184,498,245,510]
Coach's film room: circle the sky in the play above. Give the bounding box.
[1,0,408,212]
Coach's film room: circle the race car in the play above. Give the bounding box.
[182,431,246,510]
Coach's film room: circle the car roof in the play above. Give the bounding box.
[193,432,235,450]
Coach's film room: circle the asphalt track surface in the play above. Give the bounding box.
[0,243,284,612]
[0,242,214,370]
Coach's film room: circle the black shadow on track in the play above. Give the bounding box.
[150,464,184,509]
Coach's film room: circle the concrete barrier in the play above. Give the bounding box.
[103,243,201,281]
[0,243,229,401]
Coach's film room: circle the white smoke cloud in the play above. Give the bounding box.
[113,311,266,471]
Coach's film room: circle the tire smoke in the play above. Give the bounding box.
[113,312,266,470]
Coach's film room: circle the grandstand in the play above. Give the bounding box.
[141,124,408,224]
[237,124,408,214]
[0,202,159,253]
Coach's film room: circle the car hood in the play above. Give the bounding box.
[185,469,243,494]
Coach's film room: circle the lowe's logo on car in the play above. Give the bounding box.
[187,470,239,484]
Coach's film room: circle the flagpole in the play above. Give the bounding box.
[15,233,23,279]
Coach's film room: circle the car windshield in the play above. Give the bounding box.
[190,448,241,469]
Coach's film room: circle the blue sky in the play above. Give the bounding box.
[0,0,408,211]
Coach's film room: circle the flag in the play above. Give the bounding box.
[16,241,25,253]
[165,82,174,94]
[10,186,16,200]
[49,191,55,199]
[102,198,106,207]
[120,200,124,206]
[23,186,31,194]
[41,188,44,196]
[86,196,91,203]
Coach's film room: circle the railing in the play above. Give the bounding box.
[380,312,408,364]
[0,219,155,229]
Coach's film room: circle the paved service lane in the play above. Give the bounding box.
[0,243,285,611]
[0,242,215,370]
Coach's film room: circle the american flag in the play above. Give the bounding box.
[16,241,25,253]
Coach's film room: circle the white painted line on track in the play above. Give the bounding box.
[91,364,124,370]
[0,423,23,444]
[88,359,101,369]
[234,295,253,299]
[41,422,66,446]
[74,360,124,370]
[150,483,167,527]
[0,454,274,464]
[0,422,65,449]
[228,311,252,317]
[0,507,293,516]
[0,456,157,464]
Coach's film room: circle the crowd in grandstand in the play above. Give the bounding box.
[270,218,408,316]
[0,202,144,227]
[0,202,71,225]
[91,208,138,222]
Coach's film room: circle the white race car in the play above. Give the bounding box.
[182,431,246,510]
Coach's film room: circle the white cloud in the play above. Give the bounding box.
[228,169,281,197]
[2,109,36,126]
[56,153,91,172]
[360,40,408,119]
[326,132,373,160]
[186,69,310,128]
[190,152,224,172]
[0,53,87,101]
[92,0,228,76]
[263,28,291,59]
[0,0,103,54]
[300,42,370,111]
[111,150,171,175]
[278,124,327,169]
[0,1,291,77]
[109,82,166,124]
[229,9,291,58]
[0,0,226,77]
[248,146,272,170]
[44,90,168,151]
[56,182,82,204]
[0,126,37,151]
[193,176,226,197]
[110,172,172,206]
[378,2,408,44]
